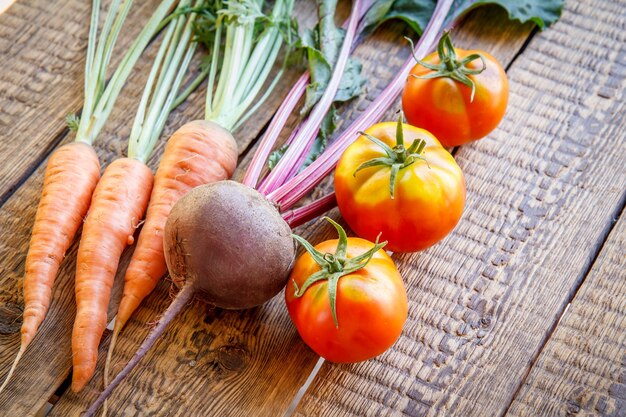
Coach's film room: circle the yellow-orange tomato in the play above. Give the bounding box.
[402,38,508,147]
[335,122,465,252]
[285,236,407,363]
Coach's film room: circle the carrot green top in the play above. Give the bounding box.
[202,0,296,132]
[70,0,180,147]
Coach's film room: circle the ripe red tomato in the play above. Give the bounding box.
[334,118,465,252]
[402,32,508,147]
[285,218,407,363]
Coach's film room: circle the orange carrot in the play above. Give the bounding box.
[102,120,237,390]
[71,157,153,393]
[0,142,100,394]
[118,120,237,330]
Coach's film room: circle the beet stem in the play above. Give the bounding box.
[282,192,337,228]
[83,284,195,417]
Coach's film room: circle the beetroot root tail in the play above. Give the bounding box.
[83,284,195,417]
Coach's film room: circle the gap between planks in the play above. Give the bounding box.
[502,196,626,417]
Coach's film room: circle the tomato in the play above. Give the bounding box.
[285,218,407,363]
[334,117,465,252]
[402,32,508,147]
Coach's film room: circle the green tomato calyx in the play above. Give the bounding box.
[291,217,387,328]
[408,31,486,102]
[354,113,430,199]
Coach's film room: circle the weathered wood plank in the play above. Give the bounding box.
[507,213,625,417]
[0,1,320,415]
[294,0,626,416]
[0,0,165,204]
[46,5,537,417]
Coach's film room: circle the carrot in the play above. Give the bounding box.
[102,121,236,396]
[0,143,100,394]
[71,157,153,392]
[72,1,206,393]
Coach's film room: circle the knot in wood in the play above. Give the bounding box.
[217,345,249,372]
[0,302,23,334]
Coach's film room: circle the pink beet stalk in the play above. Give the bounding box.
[268,0,455,211]
[242,72,309,188]
[258,0,362,195]
[282,192,337,228]
[243,0,378,191]
[257,123,302,190]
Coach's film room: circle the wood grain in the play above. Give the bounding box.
[507,214,625,417]
[0,0,162,204]
[294,0,626,416]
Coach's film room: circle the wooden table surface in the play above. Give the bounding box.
[0,0,624,416]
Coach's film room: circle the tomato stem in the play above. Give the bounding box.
[291,217,386,327]
[353,113,430,199]
[408,31,486,102]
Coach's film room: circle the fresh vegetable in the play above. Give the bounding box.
[335,114,465,252]
[165,181,295,308]
[72,159,154,392]
[286,218,407,362]
[72,0,203,392]
[0,0,178,395]
[402,32,508,147]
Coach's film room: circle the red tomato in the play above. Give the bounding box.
[334,119,465,252]
[402,32,508,147]
[285,219,407,363]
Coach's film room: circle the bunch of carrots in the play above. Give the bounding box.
[0,0,293,397]
[0,0,180,393]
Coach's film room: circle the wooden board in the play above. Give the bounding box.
[507,214,625,417]
[0,1,624,417]
[294,0,626,415]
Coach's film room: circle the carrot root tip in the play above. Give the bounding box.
[0,345,26,395]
